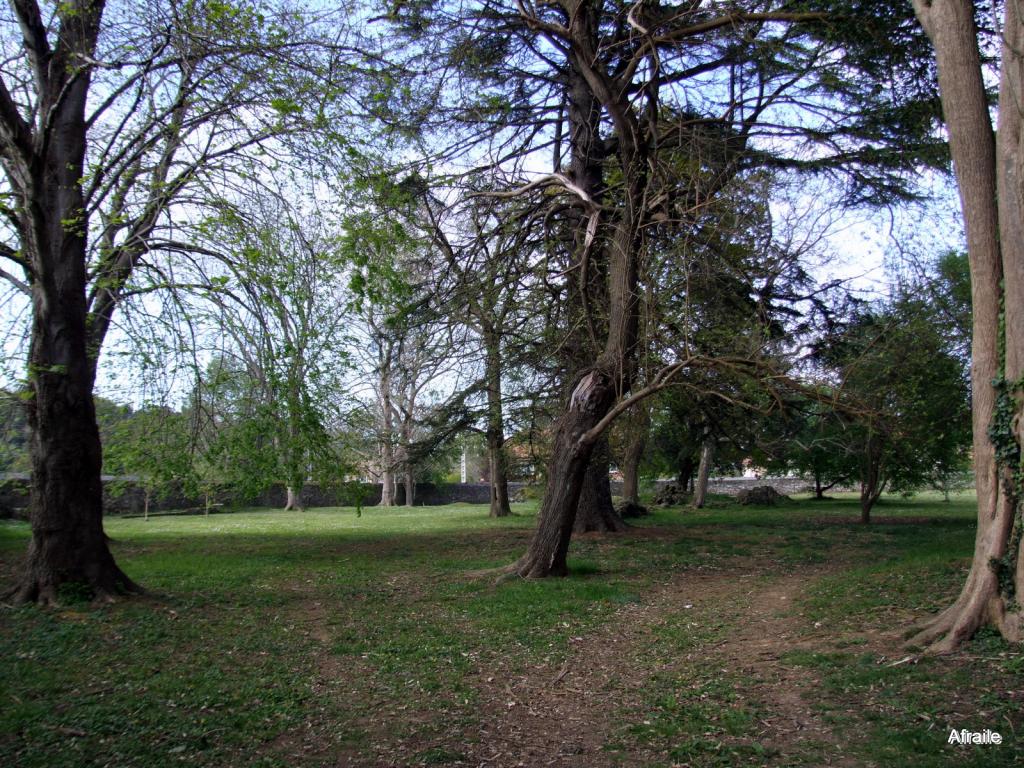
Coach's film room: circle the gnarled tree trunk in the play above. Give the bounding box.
[511,371,617,576]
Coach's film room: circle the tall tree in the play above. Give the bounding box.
[197,197,352,511]
[384,0,944,575]
[0,0,362,601]
[910,0,1024,650]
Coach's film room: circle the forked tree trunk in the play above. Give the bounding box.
[574,438,627,533]
[677,454,695,491]
[859,442,884,524]
[910,0,1024,650]
[510,1,644,577]
[692,438,714,509]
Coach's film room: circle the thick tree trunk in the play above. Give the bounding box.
[692,438,714,509]
[910,0,1024,650]
[12,328,139,603]
[6,8,140,602]
[380,466,394,506]
[510,1,644,576]
[484,330,512,517]
[511,371,616,576]
[574,438,627,533]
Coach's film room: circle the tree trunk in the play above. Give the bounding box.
[859,442,884,524]
[12,321,139,603]
[144,488,151,521]
[910,0,1024,650]
[378,347,396,507]
[510,1,645,576]
[621,405,650,504]
[692,438,714,509]
[404,466,415,507]
[6,9,140,601]
[574,437,627,533]
[814,473,825,500]
[511,371,616,576]
[676,454,695,490]
[284,485,304,511]
[484,329,512,517]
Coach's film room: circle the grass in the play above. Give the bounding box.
[1,492,1021,766]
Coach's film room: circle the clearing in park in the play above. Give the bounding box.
[1,493,1021,767]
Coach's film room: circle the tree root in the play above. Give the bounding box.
[3,566,144,608]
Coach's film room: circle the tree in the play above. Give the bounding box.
[812,296,971,522]
[487,2,944,575]
[762,399,855,500]
[423,191,547,518]
[0,0,361,602]
[909,0,1024,650]
[103,405,195,519]
[197,197,352,511]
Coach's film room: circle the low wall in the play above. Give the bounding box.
[0,472,825,519]
[704,476,816,496]
[0,473,530,518]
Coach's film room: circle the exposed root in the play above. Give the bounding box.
[904,603,959,644]
[3,566,144,608]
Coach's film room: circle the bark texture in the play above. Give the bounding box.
[4,0,140,603]
[910,0,1024,650]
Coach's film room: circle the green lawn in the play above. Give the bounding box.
[1,493,1021,767]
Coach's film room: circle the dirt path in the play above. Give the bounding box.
[269,556,901,767]
[448,563,880,767]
